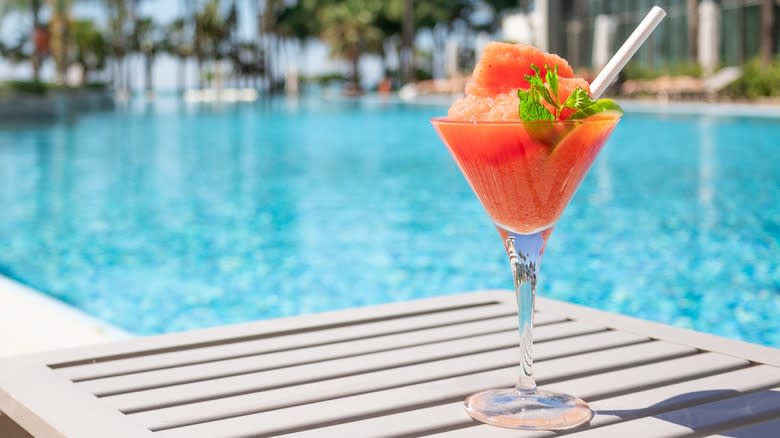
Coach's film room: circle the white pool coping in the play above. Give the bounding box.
[0,275,130,357]
[618,99,780,118]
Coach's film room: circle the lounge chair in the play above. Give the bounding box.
[1,291,778,437]
[621,67,742,101]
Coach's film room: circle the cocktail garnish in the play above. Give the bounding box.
[517,65,557,122]
[518,65,623,122]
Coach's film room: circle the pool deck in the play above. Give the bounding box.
[0,275,129,358]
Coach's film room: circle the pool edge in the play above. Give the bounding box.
[399,94,780,118]
[0,275,131,357]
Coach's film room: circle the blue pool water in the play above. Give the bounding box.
[0,97,778,346]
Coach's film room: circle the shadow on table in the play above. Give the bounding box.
[593,389,780,438]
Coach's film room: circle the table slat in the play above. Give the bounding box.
[81,318,605,397]
[59,303,533,381]
[78,316,521,396]
[422,364,780,438]
[105,320,606,413]
[34,292,512,367]
[273,353,754,438]
[146,340,694,436]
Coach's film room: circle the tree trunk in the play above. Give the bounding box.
[125,56,132,93]
[760,0,776,65]
[145,54,154,93]
[50,15,68,84]
[31,0,42,82]
[350,50,361,91]
[431,26,444,79]
[177,56,186,93]
[79,62,89,86]
[401,0,415,84]
[113,58,119,90]
[298,39,306,92]
[265,34,275,93]
[687,0,698,61]
[197,56,203,89]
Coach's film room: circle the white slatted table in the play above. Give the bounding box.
[1,291,779,438]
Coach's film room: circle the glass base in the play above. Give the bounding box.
[464,387,593,430]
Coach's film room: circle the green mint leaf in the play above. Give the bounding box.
[568,98,623,119]
[525,65,557,109]
[517,64,623,123]
[545,64,559,105]
[562,87,593,111]
[518,89,554,122]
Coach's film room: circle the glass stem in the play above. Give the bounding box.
[502,228,546,393]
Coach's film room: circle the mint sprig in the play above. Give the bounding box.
[517,66,555,122]
[518,64,622,122]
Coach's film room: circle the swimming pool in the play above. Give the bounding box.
[0,97,777,347]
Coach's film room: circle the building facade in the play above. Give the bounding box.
[541,0,779,71]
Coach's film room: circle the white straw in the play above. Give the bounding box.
[590,6,667,99]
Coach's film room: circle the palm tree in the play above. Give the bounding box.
[401,0,414,83]
[275,0,319,90]
[103,0,132,92]
[259,0,285,91]
[318,0,384,92]
[275,1,317,43]
[194,0,236,88]
[165,18,191,93]
[131,16,160,94]
[0,0,45,81]
[377,0,470,83]
[71,18,107,85]
[48,0,74,84]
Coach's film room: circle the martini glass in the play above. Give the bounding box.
[432,112,621,430]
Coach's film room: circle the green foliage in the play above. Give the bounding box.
[568,97,622,119]
[131,17,161,55]
[284,0,471,87]
[1,80,49,95]
[318,0,384,58]
[275,1,316,41]
[518,65,622,122]
[623,62,703,80]
[72,19,108,72]
[378,0,471,32]
[724,58,780,98]
[414,67,433,81]
[301,73,348,85]
[518,88,555,121]
[518,65,555,121]
[0,0,525,89]
[164,18,192,57]
[315,0,385,87]
[194,0,237,61]
[83,81,108,90]
[0,80,107,95]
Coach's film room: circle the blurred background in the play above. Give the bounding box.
[1,0,778,106]
[0,1,777,347]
